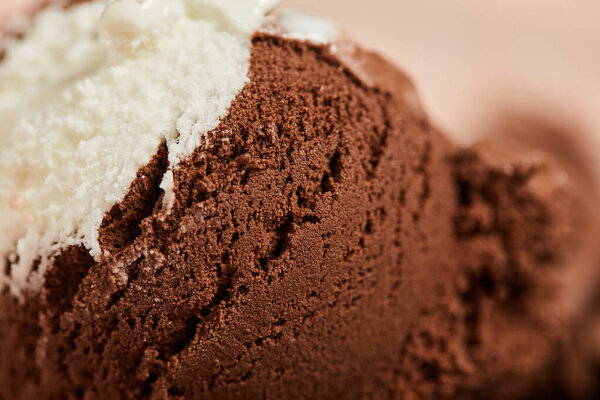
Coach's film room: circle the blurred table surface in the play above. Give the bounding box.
[2,0,599,155]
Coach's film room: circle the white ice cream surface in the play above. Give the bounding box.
[263,9,339,44]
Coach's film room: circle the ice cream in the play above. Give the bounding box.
[0,1,598,399]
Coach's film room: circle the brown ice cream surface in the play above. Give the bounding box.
[1,32,599,400]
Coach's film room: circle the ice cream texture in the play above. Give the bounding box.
[0,1,598,399]
[0,0,281,294]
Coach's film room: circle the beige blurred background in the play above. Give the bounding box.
[283,0,600,147]
[2,0,600,153]
[0,0,43,23]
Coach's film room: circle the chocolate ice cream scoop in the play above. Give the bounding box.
[0,1,598,399]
